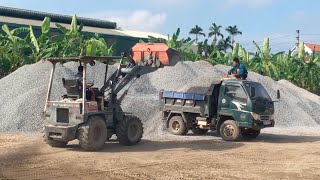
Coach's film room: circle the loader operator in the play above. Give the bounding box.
[225,58,248,80]
[76,66,96,101]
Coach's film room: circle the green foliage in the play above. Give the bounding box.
[0,15,114,77]
[298,42,305,60]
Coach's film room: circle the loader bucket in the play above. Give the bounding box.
[131,43,181,67]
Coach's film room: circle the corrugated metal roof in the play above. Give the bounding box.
[0,6,117,29]
[114,29,168,39]
[1,16,168,40]
[0,6,168,40]
[0,16,127,37]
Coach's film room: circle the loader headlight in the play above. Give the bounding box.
[251,112,260,120]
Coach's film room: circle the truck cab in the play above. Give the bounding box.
[160,79,280,141]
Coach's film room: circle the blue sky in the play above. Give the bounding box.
[1,0,319,52]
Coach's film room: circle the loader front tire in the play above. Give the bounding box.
[116,116,143,146]
[78,116,107,151]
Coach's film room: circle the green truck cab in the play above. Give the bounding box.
[160,79,280,141]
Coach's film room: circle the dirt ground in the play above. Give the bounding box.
[0,129,320,180]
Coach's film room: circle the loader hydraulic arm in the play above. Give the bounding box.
[99,62,157,99]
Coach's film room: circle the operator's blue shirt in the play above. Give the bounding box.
[228,63,248,79]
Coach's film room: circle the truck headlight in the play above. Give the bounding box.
[251,112,260,120]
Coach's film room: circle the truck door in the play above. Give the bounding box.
[219,83,250,118]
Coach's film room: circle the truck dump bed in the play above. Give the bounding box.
[160,83,220,117]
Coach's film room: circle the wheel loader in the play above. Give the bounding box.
[43,45,179,151]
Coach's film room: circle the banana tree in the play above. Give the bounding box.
[251,38,283,79]
[1,24,32,72]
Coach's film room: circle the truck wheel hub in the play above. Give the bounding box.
[172,121,180,131]
[223,125,235,136]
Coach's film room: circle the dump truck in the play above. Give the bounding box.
[160,78,280,141]
[43,51,176,151]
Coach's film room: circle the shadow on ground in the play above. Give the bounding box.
[254,133,320,143]
[48,132,320,152]
[67,138,243,153]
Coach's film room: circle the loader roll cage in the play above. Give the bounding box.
[43,54,140,116]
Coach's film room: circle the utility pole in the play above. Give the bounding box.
[296,30,300,48]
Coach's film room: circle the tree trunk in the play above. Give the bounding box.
[231,35,235,47]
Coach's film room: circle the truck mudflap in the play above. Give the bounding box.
[45,125,78,142]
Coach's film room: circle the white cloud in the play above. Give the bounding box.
[222,0,274,9]
[82,10,167,32]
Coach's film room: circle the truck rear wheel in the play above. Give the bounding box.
[44,135,68,148]
[78,116,107,151]
[191,128,209,135]
[241,129,260,139]
[219,120,240,141]
[116,116,143,146]
[169,116,187,135]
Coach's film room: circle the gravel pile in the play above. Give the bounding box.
[0,60,319,136]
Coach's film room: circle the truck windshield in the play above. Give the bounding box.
[244,82,271,101]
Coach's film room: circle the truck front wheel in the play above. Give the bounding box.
[241,129,260,139]
[219,120,240,141]
[169,116,187,135]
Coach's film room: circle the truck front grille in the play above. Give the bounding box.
[57,108,69,123]
[260,115,270,121]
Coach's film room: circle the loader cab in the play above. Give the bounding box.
[62,78,82,99]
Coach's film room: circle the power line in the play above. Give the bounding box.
[271,41,296,47]
[239,34,295,45]
[300,34,320,36]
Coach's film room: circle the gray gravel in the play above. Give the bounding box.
[0,61,319,137]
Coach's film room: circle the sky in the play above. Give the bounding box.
[1,0,320,52]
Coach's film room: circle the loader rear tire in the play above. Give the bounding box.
[44,135,68,148]
[169,116,187,135]
[78,116,107,151]
[116,116,143,146]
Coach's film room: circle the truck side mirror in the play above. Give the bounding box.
[277,90,281,99]
[250,87,256,97]
[89,60,95,66]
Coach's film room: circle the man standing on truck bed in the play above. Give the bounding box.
[226,58,248,80]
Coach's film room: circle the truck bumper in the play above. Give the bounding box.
[45,125,78,142]
[253,120,275,129]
